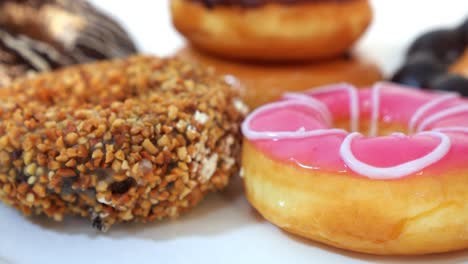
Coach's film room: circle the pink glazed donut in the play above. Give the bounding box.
[241,82,468,255]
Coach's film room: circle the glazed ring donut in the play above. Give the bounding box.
[176,46,382,108]
[171,0,373,61]
[0,56,246,231]
[242,82,468,255]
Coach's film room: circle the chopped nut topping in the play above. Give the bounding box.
[142,139,158,154]
[96,181,108,192]
[200,154,218,183]
[168,105,179,120]
[233,99,249,115]
[65,132,79,145]
[177,147,188,161]
[194,110,209,124]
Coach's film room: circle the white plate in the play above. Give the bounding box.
[1,1,468,263]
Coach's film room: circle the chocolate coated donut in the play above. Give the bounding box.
[392,17,468,95]
[0,30,75,86]
[0,0,137,86]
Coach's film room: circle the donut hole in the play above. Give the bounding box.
[333,118,408,136]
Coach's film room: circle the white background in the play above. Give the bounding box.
[0,1,468,263]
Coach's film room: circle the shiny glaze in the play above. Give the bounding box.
[242,82,468,179]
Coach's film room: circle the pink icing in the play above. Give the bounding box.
[242,82,468,179]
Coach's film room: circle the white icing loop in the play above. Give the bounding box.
[417,105,468,132]
[369,83,383,137]
[340,132,451,179]
[241,100,347,140]
[307,83,359,132]
[432,126,468,134]
[282,93,332,126]
[408,93,459,133]
[390,132,406,138]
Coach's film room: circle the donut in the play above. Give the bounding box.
[170,0,373,61]
[0,30,75,87]
[392,17,468,95]
[0,0,137,86]
[241,82,468,255]
[176,46,382,108]
[0,56,246,231]
[0,0,137,60]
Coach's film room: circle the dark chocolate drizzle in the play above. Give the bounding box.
[0,0,137,86]
[0,0,137,61]
[191,0,350,8]
[0,30,75,86]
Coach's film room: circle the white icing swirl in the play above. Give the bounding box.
[282,92,332,126]
[242,100,346,140]
[409,93,459,133]
[340,131,451,179]
[306,83,359,132]
[417,105,468,132]
[369,83,383,137]
[432,126,468,134]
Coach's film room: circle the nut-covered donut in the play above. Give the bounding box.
[0,56,246,231]
[242,82,468,255]
[171,0,373,61]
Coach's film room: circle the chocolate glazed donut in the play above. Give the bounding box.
[0,0,137,61]
[0,30,75,86]
[0,0,138,86]
[392,17,468,95]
